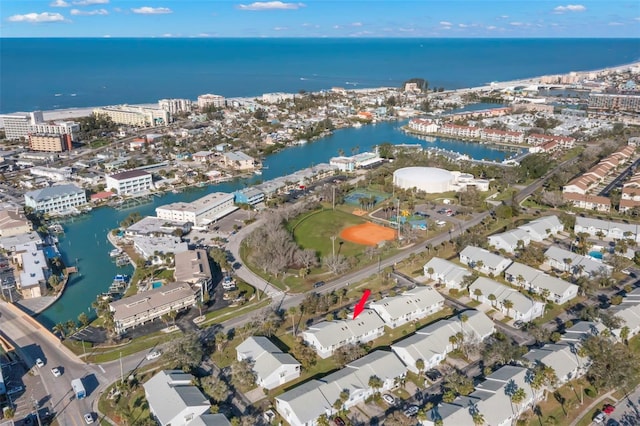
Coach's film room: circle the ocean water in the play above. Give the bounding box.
[1,38,639,113]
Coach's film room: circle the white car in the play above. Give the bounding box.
[382,394,396,405]
[51,367,61,377]
[146,350,162,360]
[83,413,94,424]
[35,358,44,368]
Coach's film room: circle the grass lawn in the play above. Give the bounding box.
[533,296,586,326]
[575,397,617,426]
[525,378,600,426]
[98,373,155,425]
[199,297,271,328]
[290,209,368,258]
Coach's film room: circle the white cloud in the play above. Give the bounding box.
[398,27,415,32]
[634,17,640,21]
[273,26,288,30]
[351,22,362,27]
[236,1,305,11]
[439,21,452,26]
[608,21,624,26]
[7,12,66,23]
[102,34,111,37]
[113,7,121,12]
[72,0,108,5]
[70,8,108,15]
[162,33,173,37]
[486,25,497,30]
[499,15,509,19]
[131,6,172,14]
[553,4,586,13]
[510,21,524,26]
[333,24,340,29]
[458,23,468,28]
[50,0,70,7]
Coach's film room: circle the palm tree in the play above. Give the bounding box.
[168,309,178,326]
[288,306,298,336]
[449,334,459,350]
[473,288,483,301]
[65,320,77,336]
[52,323,66,339]
[510,387,527,415]
[503,299,514,318]
[416,359,425,376]
[620,326,630,344]
[368,375,383,395]
[488,293,497,308]
[472,412,485,425]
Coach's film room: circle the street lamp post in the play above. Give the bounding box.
[31,394,43,426]
[330,236,337,258]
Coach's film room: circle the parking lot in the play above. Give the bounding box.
[1,357,52,425]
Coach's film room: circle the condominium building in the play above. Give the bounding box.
[29,166,73,182]
[158,98,193,115]
[109,282,196,334]
[0,112,79,142]
[24,184,87,214]
[197,94,226,109]
[93,105,170,127]
[589,93,640,113]
[156,192,237,226]
[223,151,255,170]
[29,134,72,152]
[31,121,80,142]
[174,249,212,294]
[106,170,153,195]
[0,209,32,237]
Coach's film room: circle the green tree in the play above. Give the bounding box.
[78,312,90,328]
[164,332,204,372]
[503,299,514,317]
[368,375,383,395]
[200,375,229,403]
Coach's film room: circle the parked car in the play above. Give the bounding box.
[51,367,62,377]
[593,411,605,423]
[313,281,325,288]
[403,405,419,417]
[333,417,346,426]
[382,394,396,405]
[513,320,525,329]
[425,369,442,382]
[146,351,162,360]
[603,404,615,415]
[84,413,94,424]
[35,358,44,368]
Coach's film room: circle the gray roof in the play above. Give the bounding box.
[303,309,384,348]
[370,286,444,321]
[225,151,254,162]
[470,277,541,316]
[505,262,578,296]
[424,257,472,285]
[560,321,606,343]
[276,379,330,425]
[576,216,640,236]
[143,370,210,426]
[187,414,231,426]
[110,282,195,321]
[236,336,300,382]
[611,288,640,332]
[524,343,587,380]
[518,215,563,238]
[460,246,512,270]
[544,246,611,275]
[488,228,530,248]
[174,249,212,284]
[25,184,85,202]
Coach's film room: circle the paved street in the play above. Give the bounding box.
[607,385,640,426]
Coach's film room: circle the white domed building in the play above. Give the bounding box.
[393,167,489,193]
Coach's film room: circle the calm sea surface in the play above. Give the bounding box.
[2,38,639,113]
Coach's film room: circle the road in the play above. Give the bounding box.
[607,385,640,426]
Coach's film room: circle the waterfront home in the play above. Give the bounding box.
[504,262,579,305]
[174,249,212,296]
[423,257,473,290]
[236,336,301,390]
[524,343,589,385]
[369,286,445,328]
[469,277,545,322]
[610,288,640,340]
[192,151,215,163]
[275,351,407,426]
[301,309,385,358]
[517,215,564,241]
[574,216,640,243]
[13,241,48,299]
[223,151,255,170]
[24,184,87,214]
[125,216,193,238]
[156,192,237,227]
[391,310,494,373]
[0,208,32,237]
[543,246,612,277]
[105,170,153,196]
[487,228,531,254]
[109,282,196,334]
[233,187,265,206]
[132,235,189,260]
[408,118,439,133]
[423,365,539,426]
[143,370,224,426]
[459,246,513,276]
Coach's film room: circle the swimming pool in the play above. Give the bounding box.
[152,281,163,289]
[588,251,603,260]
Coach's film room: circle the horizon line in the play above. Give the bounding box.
[2,36,640,40]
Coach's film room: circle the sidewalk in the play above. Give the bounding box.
[569,390,617,426]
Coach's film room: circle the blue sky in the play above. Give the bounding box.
[1,0,639,38]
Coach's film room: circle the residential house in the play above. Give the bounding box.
[0,208,32,237]
[143,370,211,426]
[105,170,153,196]
[610,288,640,340]
[13,241,48,299]
[391,310,494,373]
[301,309,385,358]
[192,151,215,163]
[518,215,564,241]
[276,351,407,426]
[223,151,255,170]
[124,216,192,238]
[423,365,539,426]
[544,246,612,277]
[524,343,589,384]
[487,228,531,254]
[574,216,640,243]
[236,336,301,390]
[469,277,545,322]
[560,321,607,345]
[504,262,579,304]
[562,192,612,212]
[233,187,265,206]
[369,286,445,328]
[423,257,473,290]
[459,246,513,276]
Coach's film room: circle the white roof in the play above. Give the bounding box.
[576,216,640,236]
[505,262,578,296]
[460,246,512,269]
[612,288,640,332]
[393,167,454,183]
[303,309,384,349]
[370,286,444,321]
[424,257,472,284]
[488,228,530,248]
[524,343,587,380]
[544,246,611,275]
[470,277,540,316]
[236,336,300,382]
[518,215,563,237]
[143,370,210,426]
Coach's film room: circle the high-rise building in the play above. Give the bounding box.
[93,105,171,127]
[589,93,640,113]
[29,134,72,152]
[0,111,79,142]
[197,94,226,109]
[158,98,193,115]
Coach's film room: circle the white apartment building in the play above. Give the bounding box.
[29,166,73,182]
[31,121,80,142]
[109,282,196,334]
[93,105,170,127]
[158,98,193,115]
[106,170,153,195]
[408,118,439,133]
[24,184,87,214]
[0,111,43,140]
[197,94,226,109]
[156,192,237,227]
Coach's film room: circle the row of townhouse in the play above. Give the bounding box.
[563,145,636,211]
[469,277,546,322]
[428,122,576,147]
[424,321,603,425]
[610,287,640,340]
[620,171,640,213]
[302,286,445,358]
[487,215,564,254]
[574,215,640,242]
[504,262,579,305]
[544,245,613,277]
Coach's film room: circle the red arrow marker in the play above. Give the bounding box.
[353,289,371,320]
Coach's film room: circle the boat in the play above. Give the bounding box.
[352,122,362,128]
[113,274,129,283]
[297,139,308,145]
[115,256,130,267]
[109,248,122,257]
[254,170,262,176]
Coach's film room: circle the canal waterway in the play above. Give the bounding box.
[37,116,518,329]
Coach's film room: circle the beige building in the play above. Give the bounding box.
[158,98,193,115]
[223,151,255,170]
[156,192,236,226]
[197,94,226,109]
[93,105,170,127]
[29,134,72,152]
[109,282,196,334]
[174,249,212,297]
[0,209,32,237]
